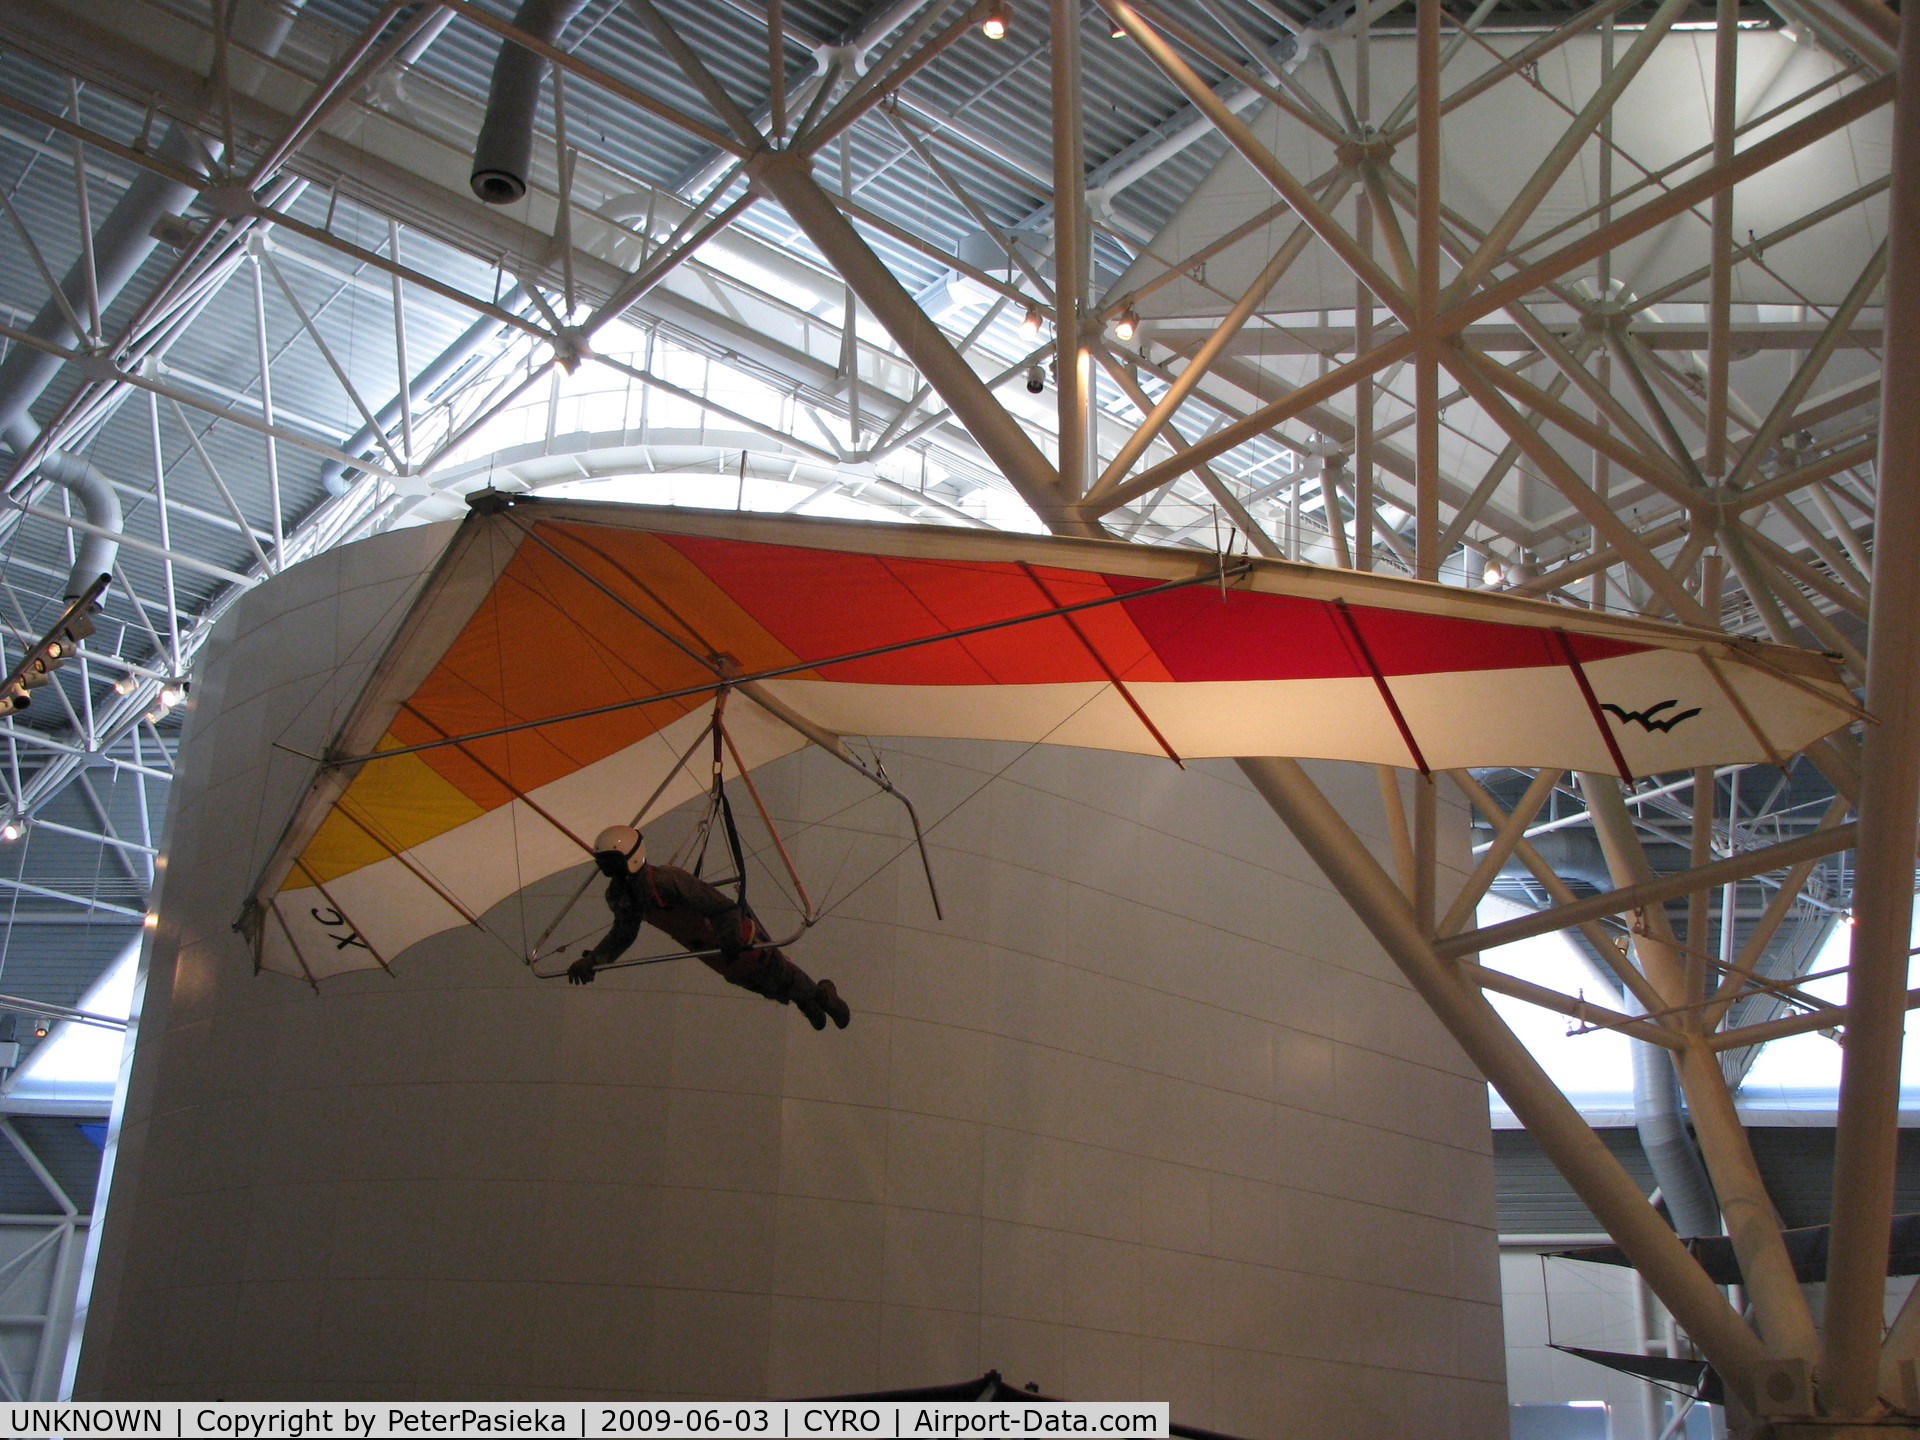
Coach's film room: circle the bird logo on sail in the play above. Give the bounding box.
[1599,699,1703,733]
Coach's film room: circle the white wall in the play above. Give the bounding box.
[72,524,1506,1438]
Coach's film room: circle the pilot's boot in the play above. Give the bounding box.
[793,986,829,1031]
[731,948,846,1031]
[815,979,851,1030]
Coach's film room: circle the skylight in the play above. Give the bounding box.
[0,939,138,1115]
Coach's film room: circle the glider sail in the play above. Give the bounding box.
[240,496,1856,982]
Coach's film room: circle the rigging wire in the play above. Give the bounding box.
[525,691,803,974]
[524,707,721,962]
[805,685,1115,925]
[489,521,533,959]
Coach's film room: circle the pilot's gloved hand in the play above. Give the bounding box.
[567,954,599,985]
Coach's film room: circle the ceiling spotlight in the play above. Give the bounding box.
[143,911,159,929]
[1110,18,1128,37]
[1020,305,1042,339]
[1482,564,1504,586]
[1113,309,1139,342]
[1026,365,1045,394]
[31,1021,46,1039]
[981,2,1009,39]
[0,823,19,843]
[159,684,185,709]
[112,675,135,696]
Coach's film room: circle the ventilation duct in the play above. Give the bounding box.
[0,0,306,444]
[1492,826,1721,1237]
[0,0,308,595]
[0,126,210,453]
[470,0,594,205]
[33,454,123,600]
[0,128,205,597]
[1631,1032,1721,1238]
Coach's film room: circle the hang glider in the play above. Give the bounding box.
[1555,1213,1920,1285]
[238,494,1856,982]
[1548,1346,1720,1403]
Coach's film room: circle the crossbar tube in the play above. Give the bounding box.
[1434,822,1859,958]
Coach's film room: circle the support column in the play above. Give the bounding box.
[1414,0,1441,584]
[1580,773,1820,1364]
[1411,0,1441,933]
[1822,0,1920,1413]
[1702,0,1736,480]
[1051,0,1091,500]
[1355,203,1375,572]
[1236,756,1767,1410]
[746,150,1093,536]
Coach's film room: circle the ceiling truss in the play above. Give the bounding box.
[0,0,1910,1427]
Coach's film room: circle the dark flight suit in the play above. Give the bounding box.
[578,862,822,1008]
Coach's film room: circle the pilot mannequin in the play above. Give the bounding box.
[567,825,849,1031]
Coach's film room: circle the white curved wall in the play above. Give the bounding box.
[74,524,1506,1437]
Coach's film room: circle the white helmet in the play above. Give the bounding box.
[592,825,646,872]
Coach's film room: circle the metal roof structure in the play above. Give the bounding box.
[0,0,1910,1421]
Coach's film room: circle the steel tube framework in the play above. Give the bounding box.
[0,0,1909,1428]
[1821,0,1920,1415]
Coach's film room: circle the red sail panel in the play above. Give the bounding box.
[657,533,1649,684]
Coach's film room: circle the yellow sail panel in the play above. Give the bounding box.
[255,701,806,979]
[285,735,490,888]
